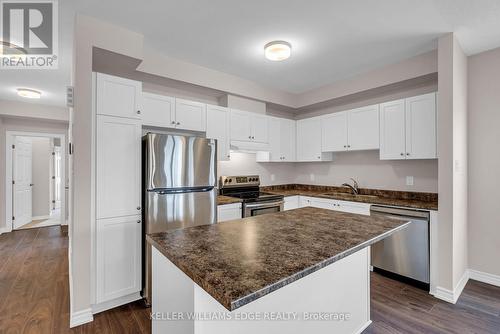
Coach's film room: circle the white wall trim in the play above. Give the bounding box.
[354,321,372,334]
[32,215,51,221]
[468,269,500,287]
[69,308,93,328]
[434,270,469,304]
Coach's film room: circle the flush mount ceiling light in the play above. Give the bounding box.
[17,88,42,99]
[264,41,292,61]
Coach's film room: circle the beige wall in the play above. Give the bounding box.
[0,99,69,122]
[468,47,500,277]
[31,137,52,217]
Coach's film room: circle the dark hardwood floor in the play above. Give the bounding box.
[1,225,499,333]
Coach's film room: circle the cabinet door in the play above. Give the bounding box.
[206,105,230,161]
[267,117,282,161]
[175,98,207,132]
[284,196,299,210]
[251,114,269,143]
[405,93,437,159]
[217,204,242,222]
[296,118,322,162]
[336,200,370,215]
[379,99,406,160]
[321,112,348,152]
[96,73,142,119]
[348,105,379,151]
[280,119,296,161]
[96,215,141,303]
[230,110,253,141]
[97,115,141,219]
[141,92,175,128]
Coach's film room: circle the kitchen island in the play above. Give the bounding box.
[147,207,410,334]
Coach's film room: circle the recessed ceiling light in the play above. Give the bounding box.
[264,41,292,61]
[17,88,42,99]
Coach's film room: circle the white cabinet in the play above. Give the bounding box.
[96,116,141,220]
[321,105,379,152]
[96,73,142,119]
[230,109,269,144]
[405,93,437,159]
[322,112,348,152]
[206,105,230,161]
[175,98,207,132]
[380,93,436,160]
[298,196,370,215]
[141,92,175,128]
[257,117,296,162]
[297,117,333,162]
[348,105,380,151]
[96,215,142,303]
[217,203,242,222]
[284,196,300,211]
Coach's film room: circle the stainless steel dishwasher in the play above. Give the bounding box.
[370,205,430,287]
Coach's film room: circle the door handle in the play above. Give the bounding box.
[30,183,34,186]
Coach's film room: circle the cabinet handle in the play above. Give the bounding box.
[137,206,141,210]
[347,145,351,148]
[406,153,410,156]
[252,136,255,139]
[344,145,347,148]
[137,220,141,224]
[171,121,176,125]
[400,153,404,156]
[248,136,252,139]
[317,156,321,159]
[177,122,180,125]
[136,110,141,115]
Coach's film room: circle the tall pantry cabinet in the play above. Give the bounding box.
[93,73,142,311]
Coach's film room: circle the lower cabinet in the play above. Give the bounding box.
[96,215,142,304]
[284,196,300,211]
[217,203,242,222]
[299,196,370,215]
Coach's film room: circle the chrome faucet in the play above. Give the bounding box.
[342,178,359,195]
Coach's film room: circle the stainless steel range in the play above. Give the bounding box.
[219,175,284,217]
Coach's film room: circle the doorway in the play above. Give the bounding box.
[5,131,66,232]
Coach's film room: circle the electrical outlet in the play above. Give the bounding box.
[406,176,414,186]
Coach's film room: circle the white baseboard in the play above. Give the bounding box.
[434,270,469,304]
[354,320,372,334]
[468,269,500,287]
[70,308,93,328]
[91,292,142,314]
[32,215,50,221]
[0,227,9,235]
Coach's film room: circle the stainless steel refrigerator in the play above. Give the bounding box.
[142,133,217,305]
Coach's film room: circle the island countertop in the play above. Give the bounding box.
[147,207,410,311]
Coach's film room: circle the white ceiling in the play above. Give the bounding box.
[1,0,500,107]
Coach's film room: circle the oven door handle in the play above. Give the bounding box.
[244,200,284,209]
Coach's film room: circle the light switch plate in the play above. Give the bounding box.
[406,176,414,186]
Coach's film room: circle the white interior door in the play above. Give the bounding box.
[13,137,33,229]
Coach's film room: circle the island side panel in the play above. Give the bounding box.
[152,246,195,334]
[151,244,371,334]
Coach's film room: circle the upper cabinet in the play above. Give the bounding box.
[257,117,296,162]
[230,109,269,144]
[206,105,230,161]
[380,93,436,160]
[96,73,142,119]
[142,92,175,128]
[141,93,206,132]
[175,98,207,132]
[321,105,379,152]
[296,117,333,162]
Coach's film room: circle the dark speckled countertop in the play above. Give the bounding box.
[261,184,438,210]
[147,207,410,311]
[217,195,243,205]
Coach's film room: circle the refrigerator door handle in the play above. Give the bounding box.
[151,186,216,194]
